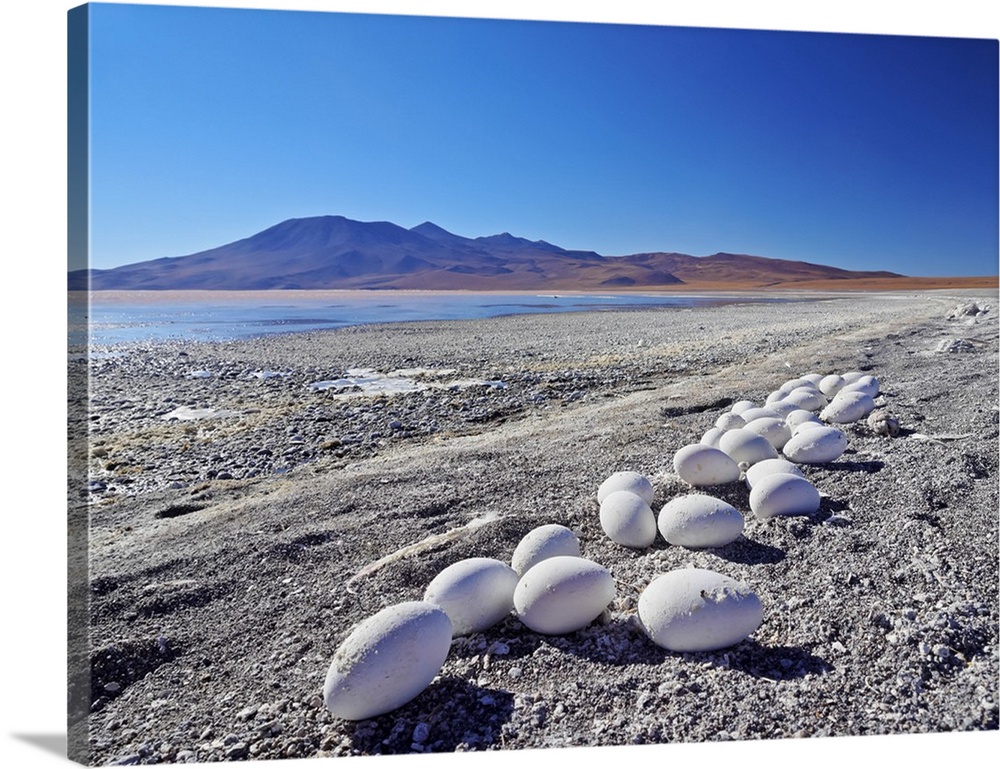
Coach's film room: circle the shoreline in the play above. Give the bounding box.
[72,278,999,304]
[74,290,998,763]
[73,286,994,351]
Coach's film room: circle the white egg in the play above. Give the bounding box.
[820,390,876,424]
[511,524,581,576]
[600,490,657,548]
[743,458,806,489]
[738,406,782,423]
[765,400,799,418]
[749,472,821,519]
[638,568,763,652]
[840,371,865,383]
[780,388,827,412]
[323,601,453,720]
[791,419,826,435]
[799,373,825,387]
[714,412,746,431]
[818,374,846,397]
[423,558,519,636]
[672,443,741,486]
[700,427,725,448]
[597,470,655,506]
[718,428,779,466]
[765,389,789,405]
[839,374,880,398]
[785,408,822,431]
[657,494,744,548]
[742,416,792,450]
[783,425,848,464]
[730,400,757,415]
[513,556,615,635]
[781,377,814,391]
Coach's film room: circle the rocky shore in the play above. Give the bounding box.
[71,290,998,765]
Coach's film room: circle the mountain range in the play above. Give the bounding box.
[69,215,906,291]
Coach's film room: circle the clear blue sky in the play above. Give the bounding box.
[84,2,998,275]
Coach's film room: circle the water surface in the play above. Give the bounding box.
[71,290,790,346]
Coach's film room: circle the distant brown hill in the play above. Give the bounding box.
[69,215,913,291]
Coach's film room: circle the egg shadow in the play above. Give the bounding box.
[818,459,885,474]
[723,640,834,680]
[545,619,834,684]
[817,497,852,518]
[345,676,516,754]
[447,616,546,662]
[708,536,786,565]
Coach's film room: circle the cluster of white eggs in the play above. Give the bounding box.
[323,370,883,722]
[667,370,880,520]
[323,523,616,721]
[598,370,881,548]
[593,370,884,663]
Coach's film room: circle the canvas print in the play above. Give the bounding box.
[67,2,999,765]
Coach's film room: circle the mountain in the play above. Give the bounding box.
[69,215,904,290]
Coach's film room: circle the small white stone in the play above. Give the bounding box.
[798,373,825,387]
[781,377,814,391]
[780,388,827,412]
[839,374,880,398]
[818,374,846,397]
[765,400,799,418]
[737,406,782,423]
[785,409,822,431]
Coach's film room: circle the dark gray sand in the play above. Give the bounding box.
[71,290,998,764]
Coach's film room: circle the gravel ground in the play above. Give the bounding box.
[69,290,999,765]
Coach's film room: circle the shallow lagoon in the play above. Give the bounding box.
[72,290,792,346]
